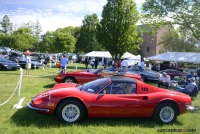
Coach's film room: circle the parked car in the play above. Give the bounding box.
[27,76,194,124]
[128,65,159,81]
[17,57,42,69]
[0,58,21,70]
[54,68,142,84]
[158,69,187,80]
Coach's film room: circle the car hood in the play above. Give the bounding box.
[33,83,79,98]
[52,83,78,89]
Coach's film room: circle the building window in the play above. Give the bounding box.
[147,47,150,52]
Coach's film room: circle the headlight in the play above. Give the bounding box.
[4,65,8,67]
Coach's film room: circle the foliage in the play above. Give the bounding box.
[76,14,102,54]
[159,29,200,52]
[53,30,76,53]
[0,27,38,51]
[142,0,200,42]
[97,0,142,63]
[0,15,13,34]
[38,31,54,53]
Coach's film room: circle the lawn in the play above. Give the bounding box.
[0,63,199,134]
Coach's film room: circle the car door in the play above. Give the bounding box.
[88,82,139,117]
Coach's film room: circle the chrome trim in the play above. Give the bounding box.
[186,104,195,112]
[26,103,49,112]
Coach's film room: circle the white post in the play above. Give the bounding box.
[18,68,23,96]
[64,66,66,73]
[50,60,52,68]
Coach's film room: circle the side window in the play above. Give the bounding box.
[99,83,137,94]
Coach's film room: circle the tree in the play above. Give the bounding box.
[142,0,200,41]
[51,30,76,53]
[0,27,37,51]
[34,20,42,37]
[97,0,142,63]
[0,15,13,34]
[38,31,54,52]
[76,14,102,53]
[159,29,200,52]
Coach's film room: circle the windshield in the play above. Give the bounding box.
[78,77,109,93]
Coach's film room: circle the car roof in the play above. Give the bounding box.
[109,76,137,83]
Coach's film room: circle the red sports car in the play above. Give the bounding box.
[54,68,142,84]
[27,76,194,124]
[158,69,187,80]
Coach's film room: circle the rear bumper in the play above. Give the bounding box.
[27,103,49,113]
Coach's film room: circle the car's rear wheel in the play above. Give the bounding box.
[56,100,86,123]
[63,77,76,83]
[153,102,177,124]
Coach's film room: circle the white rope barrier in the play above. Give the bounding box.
[0,69,23,106]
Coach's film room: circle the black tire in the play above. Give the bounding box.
[141,75,146,81]
[63,77,76,83]
[153,102,178,124]
[56,100,86,123]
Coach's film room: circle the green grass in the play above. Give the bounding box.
[0,63,200,134]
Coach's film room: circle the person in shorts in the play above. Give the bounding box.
[26,53,31,75]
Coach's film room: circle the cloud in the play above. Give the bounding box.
[0,0,145,33]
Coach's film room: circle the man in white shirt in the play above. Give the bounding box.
[121,58,128,70]
[158,72,171,89]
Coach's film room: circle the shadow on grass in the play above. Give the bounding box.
[43,83,55,88]
[11,107,183,128]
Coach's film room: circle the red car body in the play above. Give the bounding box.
[159,69,187,80]
[27,76,193,124]
[54,68,142,84]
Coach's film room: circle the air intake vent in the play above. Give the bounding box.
[142,87,148,91]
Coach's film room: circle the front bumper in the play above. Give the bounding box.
[27,103,49,113]
[186,105,196,112]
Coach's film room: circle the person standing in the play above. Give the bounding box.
[121,58,128,70]
[117,59,121,68]
[26,53,31,75]
[94,57,99,69]
[85,57,89,69]
[60,55,68,74]
[90,57,95,69]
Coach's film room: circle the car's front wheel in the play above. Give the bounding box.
[153,102,178,124]
[63,77,76,83]
[56,100,86,123]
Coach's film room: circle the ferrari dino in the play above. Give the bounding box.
[27,76,194,124]
[54,68,142,84]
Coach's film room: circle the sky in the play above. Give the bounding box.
[0,0,145,33]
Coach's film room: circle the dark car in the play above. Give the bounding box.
[128,65,159,81]
[0,58,21,70]
[17,57,42,69]
[158,69,187,80]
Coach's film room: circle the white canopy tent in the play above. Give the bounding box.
[80,51,112,58]
[80,51,140,59]
[146,52,200,63]
[80,51,141,66]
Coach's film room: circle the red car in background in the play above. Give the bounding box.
[27,76,194,124]
[54,68,142,84]
[158,69,187,80]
